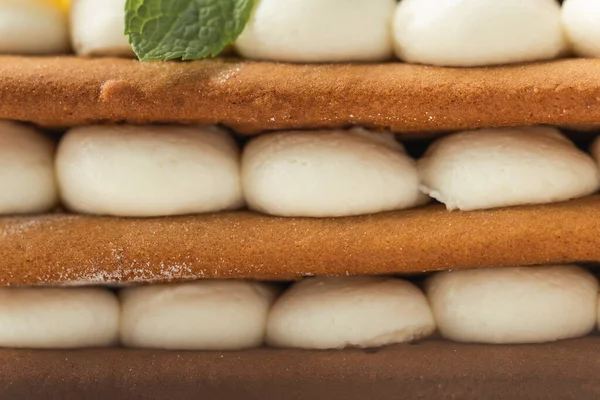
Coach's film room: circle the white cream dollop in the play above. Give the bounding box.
[562,0,600,57]
[56,125,244,217]
[418,127,599,211]
[393,0,566,67]
[121,281,276,350]
[236,0,395,62]
[242,129,426,217]
[0,287,119,348]
[267,277,435,349]
[0,0,69,54]
[0,121,58,214]
[427,265,598,344]
[70,0,134,57]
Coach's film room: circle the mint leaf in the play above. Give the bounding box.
[125,0,253,61]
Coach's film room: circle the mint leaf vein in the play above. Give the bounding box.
[125,0,253,61]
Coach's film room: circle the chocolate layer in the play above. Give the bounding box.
[0,339,599,399]
[2,196,600,286]
[1,57,600,133]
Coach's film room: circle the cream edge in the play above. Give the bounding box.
[2,0,599,65]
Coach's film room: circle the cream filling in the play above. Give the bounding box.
[0,0,69,54]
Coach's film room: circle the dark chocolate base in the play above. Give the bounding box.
[1,338,599,399]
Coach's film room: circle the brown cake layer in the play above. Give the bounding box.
[1,56,600,133]
[0,338,599,400]
[2,196,600,286]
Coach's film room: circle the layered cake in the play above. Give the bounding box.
[0,0,599,398]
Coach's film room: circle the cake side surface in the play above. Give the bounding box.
[1,57,600,133]
[2,196,600,286]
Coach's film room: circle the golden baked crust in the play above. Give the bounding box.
[2,196,600,286]
[1,56,599,134]
[0,338,598,399]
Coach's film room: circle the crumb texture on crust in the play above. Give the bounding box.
[0,339,599,399]
[1,57,600,134]
[2,196,600,286]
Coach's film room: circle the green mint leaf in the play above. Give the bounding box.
[125,0,253,61]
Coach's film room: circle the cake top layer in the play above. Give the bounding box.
[1,56,599,134]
